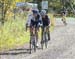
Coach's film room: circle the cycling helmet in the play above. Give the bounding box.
[32,9,38,14]
[40,10,46,16]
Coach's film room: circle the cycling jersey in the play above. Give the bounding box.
[26,14,42,28]
[42,15,50,27]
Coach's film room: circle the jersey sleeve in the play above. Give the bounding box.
[46,15,50,25]
[26,14,32,26]
[38,14,43,24]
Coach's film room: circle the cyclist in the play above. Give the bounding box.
[40,10,50,42]
[26,9,42,47]
[61,10,67,25]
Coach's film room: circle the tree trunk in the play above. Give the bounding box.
[1,2,4,25]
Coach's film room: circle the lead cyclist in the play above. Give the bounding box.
[26,9,42,47]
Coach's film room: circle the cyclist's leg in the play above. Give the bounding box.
[64,17,67,25]
[62,16,67,25]
[35,28,39,47]
[40,27,44,49]
[46,26,50,41]
[29,27,34,53]
[30,27,34,44]
[30,26,37,52]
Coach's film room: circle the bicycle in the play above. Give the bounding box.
[62,17,67,25]
[41,26,49,50]
[29,26,38,54]
[61,12,67,25]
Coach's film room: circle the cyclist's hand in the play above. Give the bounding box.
[38,23,42,27]
[40,24,43,27]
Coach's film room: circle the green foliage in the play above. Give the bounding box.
[0,16,29,51]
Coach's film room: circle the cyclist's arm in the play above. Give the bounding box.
[26,15,32,25]
[26,14,32,31]
[47,15,50,26]
[36,14,43,27]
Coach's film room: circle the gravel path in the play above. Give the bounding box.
[0,18,75,59]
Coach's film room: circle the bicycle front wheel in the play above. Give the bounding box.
[45,33,48,48]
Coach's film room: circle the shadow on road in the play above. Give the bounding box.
[9,48,30,51]
[0,47,42,55]
[0,48,30,55]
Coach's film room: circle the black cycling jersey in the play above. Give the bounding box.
[42,15,50,27]
[30,14,41,28]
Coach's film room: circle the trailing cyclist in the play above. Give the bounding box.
[40,10,50,44]
[61,10,67,25]
[26,9,42,48]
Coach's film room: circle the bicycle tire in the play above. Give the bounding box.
[63,21,67,25]
[41,32,45,50]
[29,36,35,54]
[45,40,48,48]
[44,33,48,48]
[62,19,67,25]
[41,27,48,49]
[33,38,36,52]
[29,40,32,54]
[41,39,44,50]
